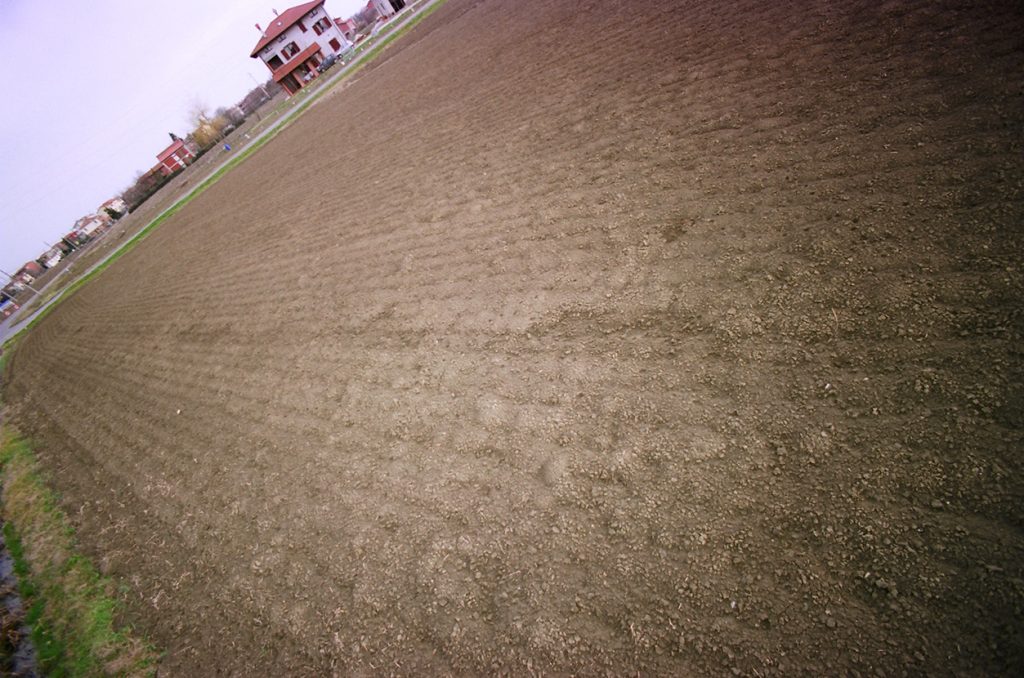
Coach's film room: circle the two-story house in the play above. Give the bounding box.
[250,1,353,96]
[155,134,196,176]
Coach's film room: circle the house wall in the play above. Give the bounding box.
[21,262,43,277]
[371,0,400,17]
[80,220,104,236]
[160,152,188,174]
[101,198,128,214]
[157,140,194,175]
[336,18,356,38]
[257,4,352,72]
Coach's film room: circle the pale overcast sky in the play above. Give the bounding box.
[0,0,366,275]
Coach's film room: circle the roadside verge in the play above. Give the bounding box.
[0,347,157,675]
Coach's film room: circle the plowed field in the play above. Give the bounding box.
[5,0,1023,674]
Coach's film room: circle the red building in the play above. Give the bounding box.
[334,16,357,39]
[17,261,44,280]
[156,138,195,176]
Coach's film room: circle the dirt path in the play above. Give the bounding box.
[4,0,1023,674]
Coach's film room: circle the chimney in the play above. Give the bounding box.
[255,22,262,33]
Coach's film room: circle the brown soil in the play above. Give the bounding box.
[4,0,1023,674]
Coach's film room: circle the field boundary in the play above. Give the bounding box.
[0,347,158,675]
[0,433,161,676]
[0,430,159,676]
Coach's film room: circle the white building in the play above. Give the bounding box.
[75,215,105,237]
[250,1,353,96]
[99,197,129,216]
[42,249,63,269]
[371,0,408,18]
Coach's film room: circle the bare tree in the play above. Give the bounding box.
[216,106,246,127]
[238,79,282,118]
[353,6,378,30]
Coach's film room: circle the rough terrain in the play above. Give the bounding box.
[4,0,1023,674]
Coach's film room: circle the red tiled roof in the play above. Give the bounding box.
[250,0,324,57]
[270,42,322,82]
[156,139,188,162]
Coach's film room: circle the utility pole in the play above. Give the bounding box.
[248,72,271,122]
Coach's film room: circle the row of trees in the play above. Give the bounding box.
[189,78,282,150]
[122,167,171,211]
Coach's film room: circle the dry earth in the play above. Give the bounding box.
[4,0,1023,674]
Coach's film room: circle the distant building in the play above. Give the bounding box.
[10,262,43,291]
[63,230,89,248]
[55,236,76,253]
[38,245,64,270]
[74,214,107,238]
[156,136,196,176]
[18,261,44,280]
[0,296,18,318]
[238,80,282,116]
[99,197,129,217]
[250,1,353,96]
[334,16,357,39]
[2,282,23,305]
[370,0,406,18]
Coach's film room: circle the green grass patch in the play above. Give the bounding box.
[0,429,158,676]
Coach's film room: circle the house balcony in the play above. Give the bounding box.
[270,43,324,94]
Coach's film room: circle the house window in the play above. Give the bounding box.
[268,55,283,70]
[282,41,300,59]
[313,17,332,35]
[298,20,307,32]
[329,38,341,51]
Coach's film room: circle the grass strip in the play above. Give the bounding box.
[0,428,158,676]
